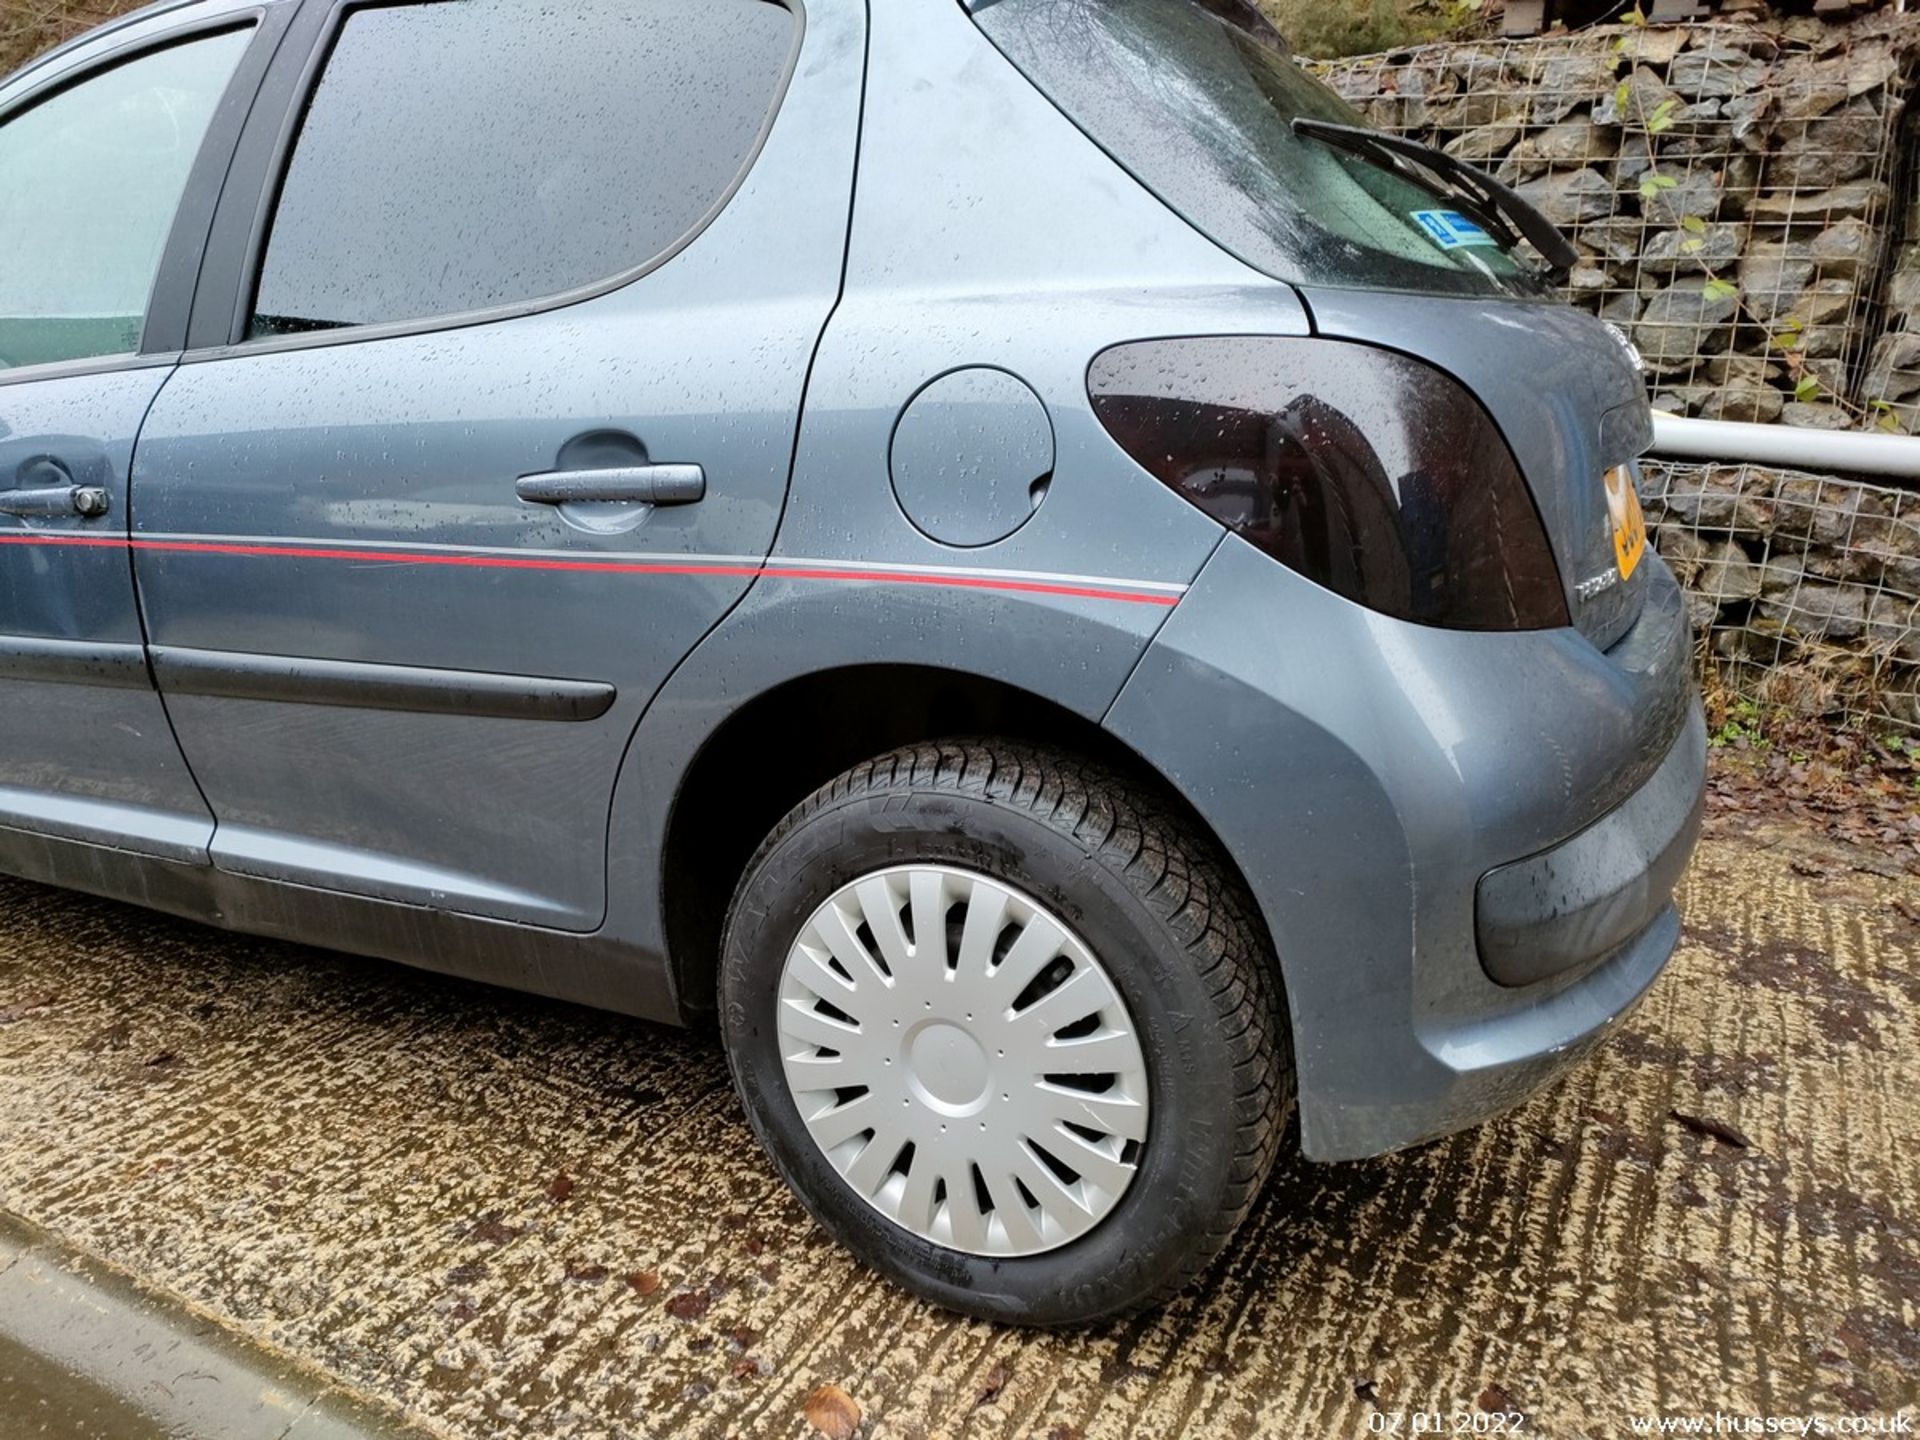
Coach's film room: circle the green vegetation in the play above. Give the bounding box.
[1261,0,1471,58]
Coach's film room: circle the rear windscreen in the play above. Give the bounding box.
[971,0,1552,300]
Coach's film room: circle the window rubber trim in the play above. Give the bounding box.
[183,0,808,362]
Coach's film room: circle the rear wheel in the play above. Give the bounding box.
[719,740,1292,1324]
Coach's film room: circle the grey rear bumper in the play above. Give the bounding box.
[1107,538,1705,1161]
[1477,708,1706,989]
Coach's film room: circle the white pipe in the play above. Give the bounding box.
[1649,413,1920,481]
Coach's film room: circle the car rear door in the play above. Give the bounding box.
[129,0,861,929]
[0,7,280,865]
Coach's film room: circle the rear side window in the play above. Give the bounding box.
[0,30,251,371]
[972,0,1548,300]
[249,0,796,339]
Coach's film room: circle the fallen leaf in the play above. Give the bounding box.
[1671,1110,1752,1149]
[1478,1382,1516,1412]
[665,1288,711,1321]
[974,1362,1010,1409]
[546,1172,576,1203]
[626,1270,661,1296]
[804,1384,862,1440]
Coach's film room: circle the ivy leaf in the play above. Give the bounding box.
[1793,376,1820,404]
[1702,277,1739,304]
[1647,99,1680,135]
[1681,215,1709,235]
[1681,237,1706,254]
[1639,172,1678,200]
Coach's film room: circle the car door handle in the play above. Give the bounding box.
[514,465,705,507]
[0,485,111,519]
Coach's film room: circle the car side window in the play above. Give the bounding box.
[248,0,797,340]
[0,29,252,373]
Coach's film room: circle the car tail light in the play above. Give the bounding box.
[1088,337,1570,631]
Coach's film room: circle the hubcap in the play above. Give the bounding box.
[776,865,1150,1258]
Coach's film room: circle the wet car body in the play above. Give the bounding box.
[0,0,1704,1317]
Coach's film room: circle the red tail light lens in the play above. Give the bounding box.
[1089,337,1570,631]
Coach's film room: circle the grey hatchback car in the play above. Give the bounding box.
[1,0,1704,1324]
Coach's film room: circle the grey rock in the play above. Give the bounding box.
[1749,180,1890,227]
[1738,244,1816,324]
[1770,101,1884,191]
[1444,120,1525,162]
[1759,580,1868,643]
[1697,539,1765,602]
[1808,216,1876,280]
[1669,42,1769,100]
[1699,386,1786,425]
[1594,66,1685,129]
[1655,464,1777,537]
[1634,282,1740,374]
[1866,595,1920,665]
[1530,51,1622,125]
[1864,334,1920,403]
[1641,222,1743,277]
[1644,168,1723,227]
[1779,401,1856,429]
[1514,167,1615,226]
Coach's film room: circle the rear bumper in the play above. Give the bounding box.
[1106,538,1705,1161]
[1477,710,1706,989]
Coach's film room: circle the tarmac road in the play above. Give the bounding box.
[0,814,1914,1439]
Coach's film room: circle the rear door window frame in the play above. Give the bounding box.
[0,5,289,390]
[184,0,807,362]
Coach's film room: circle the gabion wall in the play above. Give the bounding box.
[1642,460,1918,730]
[1314,14,1919,433]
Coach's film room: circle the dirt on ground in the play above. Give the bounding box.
[0,773,1914,1439]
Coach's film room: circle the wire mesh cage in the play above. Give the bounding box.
[1642,459,1920,731]
[1312,20,1918,434]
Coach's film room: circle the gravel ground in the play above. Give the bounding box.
[0,810,1914,1439]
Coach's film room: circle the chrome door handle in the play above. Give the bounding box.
[0,485,110,519]
[515,464,705,507]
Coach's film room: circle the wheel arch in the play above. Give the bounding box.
[658,662,1280,1027]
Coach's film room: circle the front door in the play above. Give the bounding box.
[131,0,861,928]
[0,23,259,862]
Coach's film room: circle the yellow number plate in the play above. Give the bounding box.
[1603,464,1647,582]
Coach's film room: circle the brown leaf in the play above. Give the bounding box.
[1047,1427,1082,1440]
[1478,1382,1516,1412]
[974,1362,1011,1409]
[665,1288,711,1321]
[803,1384,862,1440]
[626,1270,661,1296]
[1671,1110,1752,1149]
[729,1327,761,1350]
[546,1172,575,1203]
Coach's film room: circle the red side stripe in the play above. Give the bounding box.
[0,534,1181,607]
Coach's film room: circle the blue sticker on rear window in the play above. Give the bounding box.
[1411,209,1498,251]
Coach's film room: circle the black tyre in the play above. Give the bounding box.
[719,739,1292,1325]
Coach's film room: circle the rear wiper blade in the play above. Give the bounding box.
[1291,118,1580,272]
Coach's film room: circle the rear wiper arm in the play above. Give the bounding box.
[1291,118,1580,272]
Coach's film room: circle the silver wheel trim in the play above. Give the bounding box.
[776,864,1151,1259]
